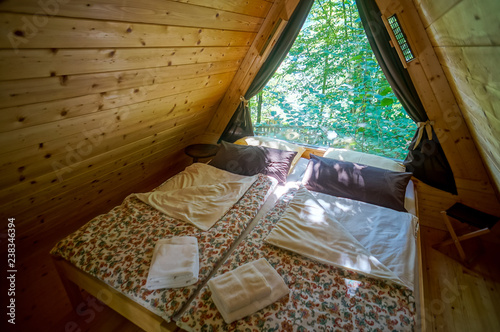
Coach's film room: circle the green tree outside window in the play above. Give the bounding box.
[249,0,415,159]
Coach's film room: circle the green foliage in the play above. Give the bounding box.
[250,0,416,159]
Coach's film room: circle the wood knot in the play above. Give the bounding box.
[59,75,68,86]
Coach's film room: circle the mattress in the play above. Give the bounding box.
[177,188,416,331]
[50,170,275,322]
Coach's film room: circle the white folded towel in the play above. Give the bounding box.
[145,236,199,290]
[208,262,271,313]
[208,258,289,324]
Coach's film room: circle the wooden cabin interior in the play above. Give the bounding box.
[0,0,499,331]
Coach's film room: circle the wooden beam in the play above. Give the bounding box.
[52,258,174,332]
[203,0,301,142]
[440,211,467,261]
[437,228,490,248]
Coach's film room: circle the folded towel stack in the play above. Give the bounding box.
[145,236,199,290]
[208,258,289,324]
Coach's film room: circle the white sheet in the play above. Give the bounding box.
[311,190,418,290]
[265,187,417,290]
[134,163,258,231]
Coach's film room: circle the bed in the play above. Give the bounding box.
[51,138,424,332]
[50,139,304,331]
[175,146,424,331]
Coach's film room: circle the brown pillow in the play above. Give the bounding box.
[209,141,297,184]
[302,155,412,212]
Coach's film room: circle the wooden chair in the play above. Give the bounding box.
[436,203,499,263]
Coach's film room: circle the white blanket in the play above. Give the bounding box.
[265,187,417,290]
[134,163,258,231]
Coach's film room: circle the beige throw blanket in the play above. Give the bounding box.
[265,187,407,288]
[134,163,258,231]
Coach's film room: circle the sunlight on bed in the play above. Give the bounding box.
[340,252,373,274]
[316,198,355,215]
[344,279,362,297]
[300,198,329,225]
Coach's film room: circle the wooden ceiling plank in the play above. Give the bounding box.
[0,13,257,49]
[0,60,241,112]
[0,0,263,32]
[0,72,234,155]
[0,113,213,229]
[0,88,226,190]
[0,46,249,80]
[426,0,500,47]
[171,0,272,18]
[413,0,462,28]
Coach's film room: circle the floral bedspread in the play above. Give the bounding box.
[50,173,273,322]
[177,189,416,331]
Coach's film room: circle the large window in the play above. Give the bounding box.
[249,0,415,159]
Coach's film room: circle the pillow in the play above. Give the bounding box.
[234,136,306,173]
[302,155,412,212]
[209,141,297,184]
[323,148,406,172]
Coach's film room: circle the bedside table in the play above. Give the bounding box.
[184,143,219,163]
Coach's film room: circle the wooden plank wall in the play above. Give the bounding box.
[376,0,500,234]
[412,0,500,232]
[0,1,271,242]
[413,0,500,208]
[0,0,273,329]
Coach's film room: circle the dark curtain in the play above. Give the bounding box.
[219,0,315,143]
[356,0,457,194]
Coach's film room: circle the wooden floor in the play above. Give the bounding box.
[419,226,500,331]
[37,225,499,332]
